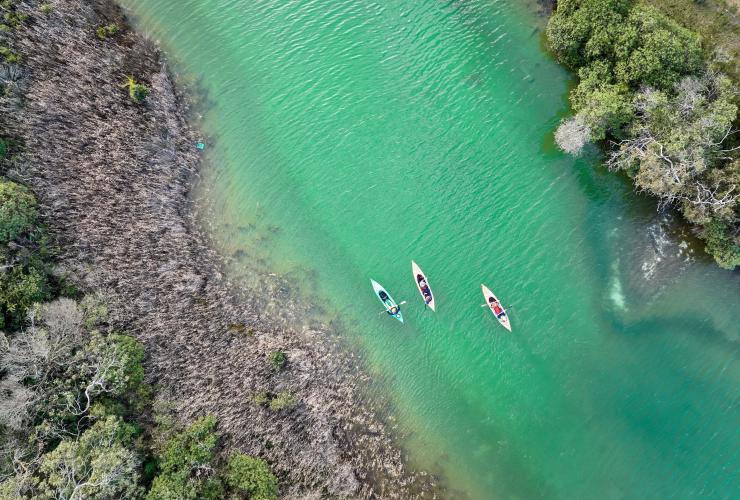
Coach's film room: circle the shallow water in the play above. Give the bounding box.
[121,0,739,497]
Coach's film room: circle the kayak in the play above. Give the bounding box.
[371,279,404,323]
[481,284,511,332]
[411,260,436,311]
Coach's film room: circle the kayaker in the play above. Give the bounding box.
[389,305,399,315]
[418,276,431,297]
[488,296,505,317]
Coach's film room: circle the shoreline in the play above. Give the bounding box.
[3,0,439,497]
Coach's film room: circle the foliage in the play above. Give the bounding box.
[122,75,149,103]
[268,350,287,370]
[147,416,224,499]
[702,219,739,269]
[0,265,49,329]
[79,292,109,329]
[608,73,737,200]
[0,295,152,497]
[225,453,278,500]
[39,3,52,14]
[0,180,37,243]
[253,391,269,406]
[547,0,739,268]
[547,0,702,90]
[0,0,28,30]
[0,44,19,63]
[0,180,53,328]
[34,416,141,499]
[268,390,296,411]
[642,0,740,84]
[96,23,119,40]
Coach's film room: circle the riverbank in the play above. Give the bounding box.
[1,0,438,497]
[547,0,739,269]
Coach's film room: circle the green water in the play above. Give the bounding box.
[121,1,739,497]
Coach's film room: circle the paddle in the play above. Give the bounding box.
[379,301,406,315]
[480,303,514,309]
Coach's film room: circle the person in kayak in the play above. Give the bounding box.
[379,290,400,316]
[417,275,432,304]
[488,296,505,318]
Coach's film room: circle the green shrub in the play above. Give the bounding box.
[1,3,28,30]
[39,3,52,14]
[0,45,19,63]
[96,23,119,40]
[547,0,701,91]
[703,221,740,269]
[147,416,223,500]
[253,392,269,406]
[105,334,151,411]
[0,180,37,243]
[80,292,109,329]
[268,390,296,411]
[0,265,49,328]
[225,453,278,500]
[122,75,149,103]
[268,350,287,370]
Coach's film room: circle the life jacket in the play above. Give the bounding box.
[493,305,503,315]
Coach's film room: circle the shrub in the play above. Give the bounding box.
[122,75,149,103]
[96,23,119,40]
[225,453,278,500]
[253,392,269,406]
[0,265,49,328]
[147,416,223,500]
[0,180,37,243]
[268,350,287,370]
[39,3,52,14]
[702,220,740,269]
[268,390,296,411]
[80,292,109,329]
[0,45,19,63]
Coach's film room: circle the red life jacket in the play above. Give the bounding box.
[493,305,503,315]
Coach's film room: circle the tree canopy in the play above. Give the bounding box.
[549,0,739,268]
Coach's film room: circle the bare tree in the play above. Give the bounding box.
[555,117,591,156]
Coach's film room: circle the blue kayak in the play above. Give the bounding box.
[370,279,403,323]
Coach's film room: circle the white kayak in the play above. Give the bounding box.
[411,260,436,311]
[481,284,511,332]
[371,279,404,323]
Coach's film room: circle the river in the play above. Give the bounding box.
[120,0,739,497]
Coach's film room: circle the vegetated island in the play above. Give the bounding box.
[548,0,739,269]
[0,1,440,498]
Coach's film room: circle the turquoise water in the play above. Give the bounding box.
[121,1,739,497]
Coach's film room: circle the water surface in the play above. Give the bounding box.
[121,1,740,497]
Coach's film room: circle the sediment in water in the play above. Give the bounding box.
[1,0,439,497]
